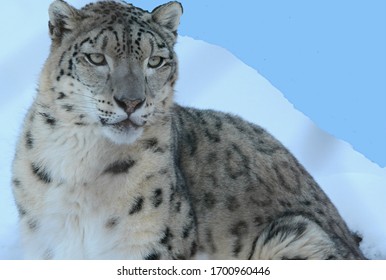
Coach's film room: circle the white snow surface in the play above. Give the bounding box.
[0,33,385,259]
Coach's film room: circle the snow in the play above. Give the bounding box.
[1,24,385,260]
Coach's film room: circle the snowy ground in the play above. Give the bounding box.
[1,33,385,259]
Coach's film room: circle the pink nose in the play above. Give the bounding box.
[113,96,146,114]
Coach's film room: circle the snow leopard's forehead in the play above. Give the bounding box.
[81,1,148,20]
[75,1,176,51]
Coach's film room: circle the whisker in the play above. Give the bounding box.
[70,92,100,102]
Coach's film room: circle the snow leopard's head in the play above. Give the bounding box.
[41,0,182,144]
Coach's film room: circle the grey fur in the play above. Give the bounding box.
[173,106,364,259]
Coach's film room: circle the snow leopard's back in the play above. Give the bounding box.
[173,105,364,259]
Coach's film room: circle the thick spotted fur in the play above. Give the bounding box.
[12,0,364,259]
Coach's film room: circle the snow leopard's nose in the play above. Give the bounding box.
[113,96,146,115]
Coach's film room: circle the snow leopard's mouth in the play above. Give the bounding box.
[113,118,141,129]
[100,117,143,130]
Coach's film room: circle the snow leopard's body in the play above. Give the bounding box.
[12,0,364,259]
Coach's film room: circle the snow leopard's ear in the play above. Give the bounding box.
[48,0,82,43]
[151,1,183,35]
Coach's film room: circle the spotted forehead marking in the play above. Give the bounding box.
[82,1,146,22]
[79,1,173,59]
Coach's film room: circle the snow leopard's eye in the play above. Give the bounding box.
[148,56,164,69]
[85,53,107,66]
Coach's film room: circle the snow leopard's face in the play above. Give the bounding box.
[45,0,182,144]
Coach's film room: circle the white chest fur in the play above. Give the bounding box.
[33,124,106,185]
[20,123,172,259]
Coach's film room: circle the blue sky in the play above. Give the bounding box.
[130,0,386,167]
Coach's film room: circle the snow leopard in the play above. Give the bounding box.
[11,0,365,259]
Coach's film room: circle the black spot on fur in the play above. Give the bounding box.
[273,164,296,194]
[12,178,22,188]
[57,92,66,99]
[182,212,195,239]
[312,192,322,203]
[160,227,173,251]
[249,196,273,207]
[154,147,166,153]
[68,59,73,71]
[203,192,216,209]
[279,199,292,208]
[169,190,175,203]
[206,151,217,164]
[182,221,194,239]
[104,159,136,174]
[186,131,198,156]
[142,138,167,153]
[225,143,250,180]
[301,200,312,206]
[145,173,155,181]
[61,104,74,112]
[79,37,91,47]
[225,195,240,212]
[160,227,172,245]
[129,197,144,215]
[27,219,39,231]
[230,221,248,257]
[190,241,198,257]
[31,163,52,184]
[151,188,163,208]
[105,217,120,229]
[16,203,27,217]
[316,208,325,216]
[174,254,186,260]
[174,201,181,213]
[253,216,264,226]
[39,112,56,127]
[143,138,158,149]
[159,168,168,175]
[144,252,160,260]
[230,221,248,236]
[101,36,109,51]
[282,255,308,260]
[327,255,337,260]
[214,117,223,130]
[248,233,260,260]
[289,165,302,190]
[208,174,219,189]
[43,249,54,260]
[204,128,221,143]
[25,131,34,149]
[226,116,248,135]
[255,137,281,155]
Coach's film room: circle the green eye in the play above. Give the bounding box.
[85,53,107,66]
[148,56,164,68]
